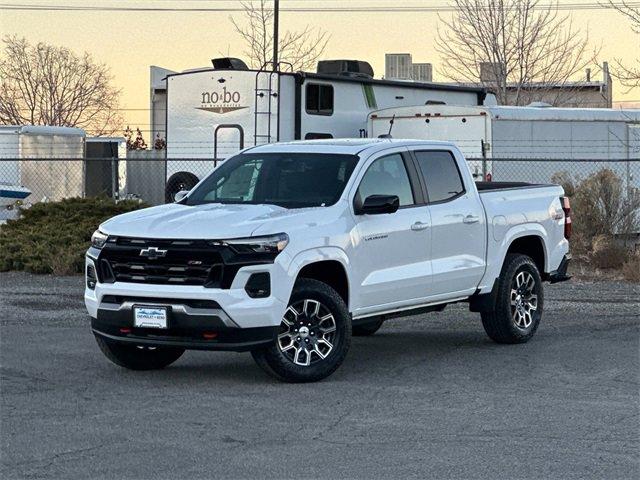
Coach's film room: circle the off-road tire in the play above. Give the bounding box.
[251,279,352,383]
[481,253,544,344]
[352,317,384,336]
[95,335,185,370]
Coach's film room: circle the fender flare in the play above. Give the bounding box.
[478,223,548,294]
[286,247,352,304]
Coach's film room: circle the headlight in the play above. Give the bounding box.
[91,230,108,249]
[223,233,289,254]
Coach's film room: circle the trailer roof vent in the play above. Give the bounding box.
[317,60,374,78]
[211,57,249,70]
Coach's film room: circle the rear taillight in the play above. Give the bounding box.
[561,196,571,240]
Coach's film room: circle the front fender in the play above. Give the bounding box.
[285,246,352,304]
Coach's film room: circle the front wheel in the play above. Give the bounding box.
[95,335,185,370]
[252,279,352,383]
[481,253,544,344]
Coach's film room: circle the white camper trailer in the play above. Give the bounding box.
[160,59,496,200]
[368,105,640,187]
[0,125,85,204]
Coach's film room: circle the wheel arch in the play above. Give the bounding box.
[471,230,547,312]
[288,248,351,310]
[477,224,550,294]
[505,234,546,276]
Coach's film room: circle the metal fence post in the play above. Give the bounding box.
[481,140,487,179]
[111,157,118,201]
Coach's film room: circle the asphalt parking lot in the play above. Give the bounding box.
[1,272,638,480]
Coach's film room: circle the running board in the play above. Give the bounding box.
[352,297,467,323]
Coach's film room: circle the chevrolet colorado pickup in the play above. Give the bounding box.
[85,139,571,382]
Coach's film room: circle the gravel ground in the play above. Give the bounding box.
[1,272,638,480]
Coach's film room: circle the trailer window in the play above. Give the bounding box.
[304,132,333,139]
[414,151,465,203]
[306,84,334,115]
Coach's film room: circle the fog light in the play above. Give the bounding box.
[87,263,97,290]
[245,272,270,298]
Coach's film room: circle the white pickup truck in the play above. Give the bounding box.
[85,139,571,382]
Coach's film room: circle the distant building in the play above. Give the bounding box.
[412,63,433,82]
[150,66,177,142]
[476,62,613,108]
[385,54,433,83]
[385,53,413,80]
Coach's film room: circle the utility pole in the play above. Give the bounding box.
[273,0,279,71]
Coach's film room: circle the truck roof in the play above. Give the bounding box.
[244,138,457,155]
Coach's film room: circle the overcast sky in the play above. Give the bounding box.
[2,0,639,133]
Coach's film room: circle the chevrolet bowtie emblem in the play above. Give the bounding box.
[139,247,168,259]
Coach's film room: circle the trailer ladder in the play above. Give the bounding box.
[253,62,292,146]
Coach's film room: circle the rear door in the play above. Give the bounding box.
[411,149,486,298]
[349,149,432,315]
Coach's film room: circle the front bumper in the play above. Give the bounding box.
[92,317,278,352]
[85,252,291,330]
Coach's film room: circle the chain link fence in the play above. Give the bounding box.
[1,155,639,221]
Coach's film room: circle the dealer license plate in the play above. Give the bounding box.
[133,306,168,329]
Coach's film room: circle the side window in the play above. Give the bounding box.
[357,153,414,207]
[306,84,334,115]
[414,151,465,203]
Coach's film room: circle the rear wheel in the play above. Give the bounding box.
[252,279,351,382]
[481,253,544,344]
[95,335,185,370]
[352,317,384,336]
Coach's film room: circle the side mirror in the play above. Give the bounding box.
[357,194,400,215]
[174,190,189,203]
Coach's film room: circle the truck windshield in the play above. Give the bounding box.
[186,152,359,208]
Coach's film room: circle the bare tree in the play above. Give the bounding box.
[436,0,593,106]
[230,0,330,71]
[606,0,640,91]
[0,36,122,135]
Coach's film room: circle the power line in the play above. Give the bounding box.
[2,1,639,12]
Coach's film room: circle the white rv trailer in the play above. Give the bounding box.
[0,125,85,203]
[162,59,496,201]
[368,105,640,187]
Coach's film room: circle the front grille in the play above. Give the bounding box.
[98,237,227,287]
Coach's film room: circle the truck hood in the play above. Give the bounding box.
[100,202,293,239]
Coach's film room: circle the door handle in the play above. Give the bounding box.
[463,214,480,224]
[411,221,429,231]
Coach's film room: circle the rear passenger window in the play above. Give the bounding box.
[414,151,465,202]
[357,153,414,206]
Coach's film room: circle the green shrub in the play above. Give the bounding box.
[0,197,146,275]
